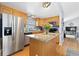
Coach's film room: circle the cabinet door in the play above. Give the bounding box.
[24,36,30,45]
[0,5,12,14]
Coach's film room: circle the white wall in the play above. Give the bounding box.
[64,17,79,31]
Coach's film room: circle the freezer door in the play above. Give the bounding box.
[13,16,24,52]
[12,16,18,51]
[2,13,13,56]
[18,17,24,50]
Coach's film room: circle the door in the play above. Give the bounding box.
[13,16,24,52]
[18,17,24,50]
[2,13,13,56]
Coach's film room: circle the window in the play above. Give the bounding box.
[26,17,36,32]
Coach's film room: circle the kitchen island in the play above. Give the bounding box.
[26,33,59,56]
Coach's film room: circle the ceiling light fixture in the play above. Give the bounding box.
[42,2,51,8]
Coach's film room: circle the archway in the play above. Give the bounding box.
[53,2,64,45]
[26,2,64,45]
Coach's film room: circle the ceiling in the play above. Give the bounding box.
[1,2,79,21]
[1,2,59,18]
[60,2,79,22]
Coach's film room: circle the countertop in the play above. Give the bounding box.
[24,31,43,35]
[25,33,59,43]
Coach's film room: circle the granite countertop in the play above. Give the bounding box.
[25,33,59,43]
[24,31,43,35]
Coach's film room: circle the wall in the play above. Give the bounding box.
[34,16,59,26]
[64,17,79,31]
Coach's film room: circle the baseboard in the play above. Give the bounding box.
[24,44,30,47]
[8,49,23,56]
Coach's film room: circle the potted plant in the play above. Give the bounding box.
[44,24,52,34]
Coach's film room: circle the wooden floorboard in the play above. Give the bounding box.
[12,38,79,56]
[12,46,29,56]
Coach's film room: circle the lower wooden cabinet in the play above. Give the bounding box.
[29,36,60,56]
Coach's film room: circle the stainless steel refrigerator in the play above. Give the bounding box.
[0,13,24,56]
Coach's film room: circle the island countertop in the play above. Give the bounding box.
[25,33,59,43]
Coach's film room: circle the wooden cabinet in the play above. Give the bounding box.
[12,9,27,25]
[0,4,12,14]
[35,16,59,26]
[0,4,27,25]
[30,36,60,56]
[12,9,21,16]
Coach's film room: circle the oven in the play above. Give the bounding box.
[65,26,77,39]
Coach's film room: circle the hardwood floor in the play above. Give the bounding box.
[56,38,79,55]
[12,38,79,56]
[12,46,29,56]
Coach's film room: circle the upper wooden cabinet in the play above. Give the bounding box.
[0,4,2,13]
[0,4,27,25]
[35,16,59,26]
[12,9,27,25]
[12,9,25,17]
[0,4,12,14]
